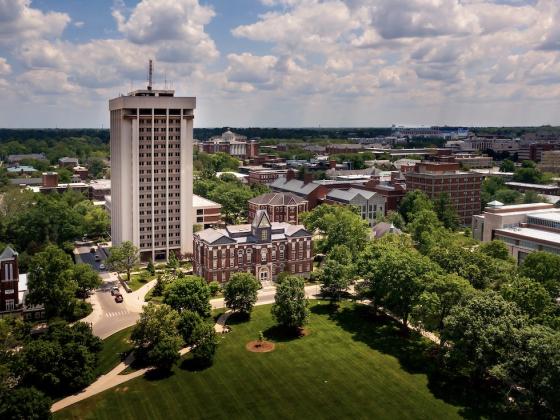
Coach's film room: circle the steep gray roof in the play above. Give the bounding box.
[269,177,321,195]
[0,246,18,260]
[249,192,307,206]
[327,188,377,202]
[373,222,402,238]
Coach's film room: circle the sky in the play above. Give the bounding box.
[0,0,559,128]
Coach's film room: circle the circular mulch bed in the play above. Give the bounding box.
[246,340,275,353]
[298,328,310,337]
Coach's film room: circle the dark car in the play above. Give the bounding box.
[110,286,119,296]
[114,294,123,303]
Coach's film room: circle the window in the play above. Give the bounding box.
[5,299,14,311]
[260,230,268,241]
[261,248,267,263]
[279,245,285,260]
[238,249,244,265]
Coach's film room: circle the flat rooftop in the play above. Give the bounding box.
[496,227,560,245]
[193,194,221,208]
[505,181,559,189]
[527,211,560,223]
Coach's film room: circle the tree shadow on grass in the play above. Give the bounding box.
[180,356,213,372]
[263,325,304,343]
[319,303,503,420]
[144,368,175,381]
[226,312,251,325]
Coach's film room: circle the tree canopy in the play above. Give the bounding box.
[271,276,309,330]
[223,272,260,315]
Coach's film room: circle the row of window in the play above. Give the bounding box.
[139,169,181,175]
[139,136,181,141]
[140,232,180,239]
[139,119,181,124]
[140,161,181,166]
[139,127,181,132]
[139,152,181,158]
[139,144,181,149]
[140,240,181,246]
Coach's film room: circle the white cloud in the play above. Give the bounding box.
[0,57,11,75]
[0,0,70,43]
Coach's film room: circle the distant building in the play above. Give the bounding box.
[463,136,520,154]
[58,157,79,168]
[200,130,259,160]
[7,153,47,165]
[472,202,560,262]
[324,188,385,227]
[193,194,222,229]
[7,165,37,174]
[193,210,313,283]
[539,150,560,173]
[29,172,89,195]
[248,192,308,224]
[505,181,560,196]
[247,169,288,185]
[73,166,89,180]
[405,161,483,225]
[325,144,364,154]
[454,154,493,169]
[89,179,111,201]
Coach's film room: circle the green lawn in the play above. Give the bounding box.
[57,302,488,420]
[126,272,155,292]
[94,326,134,377]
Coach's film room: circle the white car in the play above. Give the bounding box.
[99,263,106,270]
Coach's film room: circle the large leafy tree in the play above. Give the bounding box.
[367,245,439,331]
[519,251,560,295]
[191,322,218,366]
[407,209,445,253]
[478,240,510,260]
[413,273,474,332]
[26,245,77,318]
[398,190,434,223]
[320,258,353,303]
[223,272,260,315]
[441,291,526,380]
[106,241,139,284]
[131,303,182,370]
[271,275,309,330]
[301,205,370,254]
[500,276,553,320]
[0,387,52,420]
[178,310,203,346]
[71,263,102,299]
[434,193,460,230]
[497,325,560,415]
[164,275,211,318]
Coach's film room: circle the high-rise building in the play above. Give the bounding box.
[109,85,195,261]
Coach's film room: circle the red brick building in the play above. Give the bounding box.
[248,192,308,224]
[247,169,288,185]
[193,210,313,283]
[0,247,19,313]
[405,161,483,225]
[269,172,330,209]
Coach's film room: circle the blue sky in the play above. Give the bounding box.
[0,0,559,128]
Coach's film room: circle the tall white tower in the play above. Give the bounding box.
[109,83,195,262]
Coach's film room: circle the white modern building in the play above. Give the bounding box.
[325,188,386,227]
[472,201,560,263]
[109,87,195,261]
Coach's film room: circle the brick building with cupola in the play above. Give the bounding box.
[193,210,313,284]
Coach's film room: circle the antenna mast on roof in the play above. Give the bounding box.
[147,59,153,90]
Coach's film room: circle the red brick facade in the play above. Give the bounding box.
[0,248,19,312]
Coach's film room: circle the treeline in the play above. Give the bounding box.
[193,127,393,141]
[0,129,109,163]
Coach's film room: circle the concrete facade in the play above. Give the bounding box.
[109,88,195,261]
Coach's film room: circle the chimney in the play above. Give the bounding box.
[42,172,59,188]
[286,169,295,181]
[304,173,313,184]
[329,160,337,169]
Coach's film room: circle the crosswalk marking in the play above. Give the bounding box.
[105,310,129,318]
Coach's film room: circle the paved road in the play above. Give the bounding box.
[92,279,140,339]
[75,245,108,272]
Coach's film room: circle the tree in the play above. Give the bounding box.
[0,387,52,420]
[223,273,260,315]
[131,303,182,370]
[301,205,370,254]
[398,190,434,223]
[146,259,156,276]
[26,245,77,318]
[407,209,445,253]
[82,206,110,238]
[413,273,474,332]
[434,193,460,230]
[164,276,211,318]
[178,310,203,346]
[519,251,560,295]
[500,159,515,172]
[441,291,526,380]
[498,325,560,415]
[208,281,220,297]
[86,157,106,178]
[71,263,101,299]
[167,251,179,271]
[320,259,352,303]
[369,246,438,332]
[191,322,218,366]
[501,276,553,320]
[271,275,309,330]
[106,241,139,284]
[478,240,510,260]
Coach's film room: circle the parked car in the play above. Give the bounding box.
[110,286,119,296]
[94,254,101,261]
[90,247,96,253]
[99,263,106,270]
[115,294,123,303]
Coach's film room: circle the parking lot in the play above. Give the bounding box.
[74,242,109,272]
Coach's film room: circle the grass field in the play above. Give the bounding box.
[94,326,134,377]
[57,302,489,420]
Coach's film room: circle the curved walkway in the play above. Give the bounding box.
[52,311,232,413]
